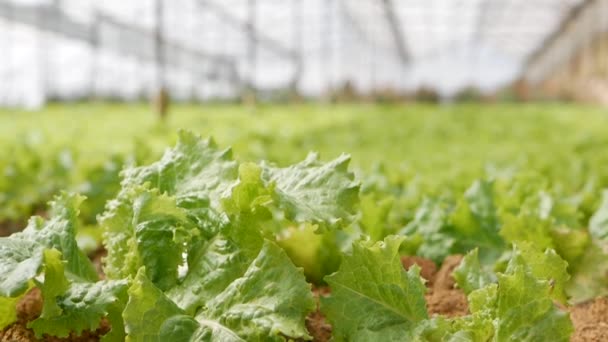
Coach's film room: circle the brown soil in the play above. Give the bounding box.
[303,286,332,342]
[0,210,47,237]
[425,289,469,317]
[401,256,438,286]
[0,220,23,237]
[89,248,107,280]
[432,255,463,291]
[570,297,608,342]
[402,254,469,317]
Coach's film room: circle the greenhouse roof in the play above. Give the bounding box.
[0,0,589,106]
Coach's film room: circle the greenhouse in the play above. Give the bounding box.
[0,0,607,341]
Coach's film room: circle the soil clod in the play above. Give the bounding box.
[570,297,608,342]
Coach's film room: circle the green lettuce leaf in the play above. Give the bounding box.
[513,243,570,304]
[359,194,394,242]
[0,236,43,298]
[444,312,495,342]
[29,279,128,341]
[453,248,494,295]
[27,246,128,341]
[260,152,359,231]
[0,295,24,329]
[166,221,264,315]
[0,193,97,329]
[493,252,572,341]
[454,246,573,341]
[500,213,554,251]
[398,198,456,263]
[198,240,314,341]
[590,189,608,242]
[435,245,572,342]
[99,186,194,290]
[566,241,608,303]
[36,249,69,318]
[450,180,504,260]
[126,241,314,341]
[276,223,342,284]
[121,131,239,212]
[321,236,429,341]
[322,238,572,341]
[119,131,358,235]
[123,268,188,341]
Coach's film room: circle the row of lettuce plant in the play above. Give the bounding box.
[1,130,605,340]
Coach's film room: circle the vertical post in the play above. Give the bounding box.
[154,0,169,121]
[90,9,100,101]
[322,0,333,101]
[369,39,376,99]
[245,0,257,104]
[290,0,302,101]
[190,1,199,102]
[37,3,48,104]
[1,1,14,106]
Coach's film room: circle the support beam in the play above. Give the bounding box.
[321,0,334,96]
[198,0,296,61]
[525,0,593,67]
[380,0,410,64]
[247,0,257,89]
[522,0,607,83]
[473,0,495,42]
[155,0,166,90]
[0,2,235,80]
[290,0,303,95]
[154,0,169,121]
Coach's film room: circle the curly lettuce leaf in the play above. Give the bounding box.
[123,268,187,341]
[198,240,314,341]
[0,294,24,329]
[359,194,394,242]
[549,227,590,268]
[0,192,97,330]
[499,193,590,267]
[513,243,570,304]
[455,243,570,304]
[444,312,495,342]
[323,239,572,341]
[34,193,98,281]
[29,279,128,341]
[493,253,572,341]
[566,241,608,303]
[119,131,358,235]
[260,152,359,231]
[450,180,504,260]
[126,241,314,341]
[452,246,572,341]
[0,236,44,298]
[590,189,608,242]
[276,223,342,284]
[36,249,69,318]
[321,236,429,341]
[121,131,239,211]
[166,221,264,315]
[453,248,494,295]
[100,186,195,290]
[28,247,128,341]
[398,198,456,263]
[500,213,554,251]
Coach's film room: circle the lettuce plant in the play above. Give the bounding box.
[0,130,359,341]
